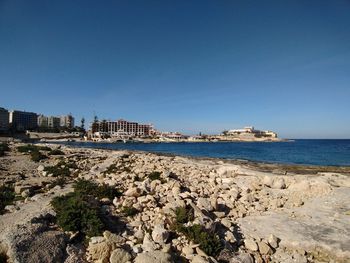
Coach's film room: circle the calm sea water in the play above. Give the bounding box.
[56,140,350,166]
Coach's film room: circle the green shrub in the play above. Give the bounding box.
[49,149,65,155]
[17,144,51,153]
[181,224,222,257]
[0,143,9,152]
[0,143,9,157]
[0,252,8,263]
[148,171,161,181]
[0,185,15,214]
[49,177,67,189]
[44,165,70,177]
[56,160,78,169]
[51,192,104,237]
[73,179,122,200]
[172,206,222,256]
[30,151,47,162]
[104,163,118,175]
[121,206,139,217]
[175,206,194,224]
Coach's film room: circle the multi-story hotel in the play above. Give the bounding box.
[91,119,153,136]
[0,107,9,133]
[9,110,38,131]
[38,115,66,129]
[60,114,75,129]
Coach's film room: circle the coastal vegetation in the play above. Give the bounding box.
[0,143,10,157]
[51,179,122,237]
[0,184,15,214]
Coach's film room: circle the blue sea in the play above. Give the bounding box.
[56,140,350,166]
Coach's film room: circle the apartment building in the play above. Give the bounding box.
[60,114,75,129]
[91,119,152,136]
[9,110,38,131]
[0,107,9,133]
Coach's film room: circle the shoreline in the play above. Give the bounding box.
[49,140,350,171]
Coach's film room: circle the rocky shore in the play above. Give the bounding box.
[0,143,349,263]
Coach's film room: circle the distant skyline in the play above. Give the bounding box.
[1,0,350,139]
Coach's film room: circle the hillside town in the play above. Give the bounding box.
[0,107,282,142]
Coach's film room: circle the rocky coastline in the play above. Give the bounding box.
[0,143,349,263]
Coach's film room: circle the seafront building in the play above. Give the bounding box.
[91,119,153,137]
[9,110,38,131]
[225,126,277,138]
[37,115,48,128]
[60,114,75,129]
[0,107,9,133]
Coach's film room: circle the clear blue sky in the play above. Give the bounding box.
[0,0,349,138]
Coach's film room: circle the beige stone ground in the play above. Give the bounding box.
[0,143,349,263]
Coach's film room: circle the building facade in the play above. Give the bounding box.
[60,115,75,129]
[37,115,48,128]
[9,110,38,131]
[0,107,9,133]
[91,119,152,136]
[48,116,61,129]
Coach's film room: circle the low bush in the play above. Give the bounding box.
[49,149,65,155]
[175,206,194,225]
[30,151,47,162]
[104,163,118,175]
[49,177,67,189]
[180,224,222,257]
[73,179,122,200]
[172,206,222,256]
[57,159,78,169]
[0,185,15,214]
[51,192,104,237]
[0,143,10,157]
[17,144,51,153]
[148,171,162,181]
[121,206,139,217]
[0,252,8,263]
[44,165,70,177]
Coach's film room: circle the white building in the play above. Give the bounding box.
[60,114,75,129]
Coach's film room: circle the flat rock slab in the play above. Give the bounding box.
[237,187,350,262]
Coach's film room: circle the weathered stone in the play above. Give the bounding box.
[267,234,278,249]
[151,224,169,244]
[258,241,272,255]
[134,251,173,263]
[272,178,286,189]
[124,187,141,197]
[244,239,258,251]
[109,248,132,263]
[197,197,213,212]
[192,255,210,263]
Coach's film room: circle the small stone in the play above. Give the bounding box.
[192,255,210,263]
[182,246,194,256]
[151,224,169,244]
[109,248,132,263]
[267,234,278,248]
[257,241,272,255]
[197,198,213,211]
[244,239,258,251]
[272,178,286,189]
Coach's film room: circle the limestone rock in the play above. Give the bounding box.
[272,178,286,189]
[197,198,213,212]
[124,187,141,197]
[257,241,272,255]
[109,248,132,263]
[134,251,173,263]
[244,239,258,251]
[151,224,169,244]
[267,234,278,249]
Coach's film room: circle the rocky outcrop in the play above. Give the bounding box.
[1,143,350,263]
